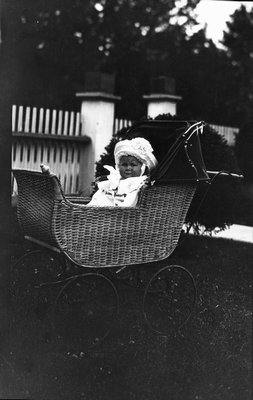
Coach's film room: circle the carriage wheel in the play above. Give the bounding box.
[10,249,65,323]
[143,265,197,335]
[53,273,119,351]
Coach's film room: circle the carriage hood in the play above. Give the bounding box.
[124,120,209,183]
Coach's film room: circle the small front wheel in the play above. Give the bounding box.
[53,273,119,351]
[143,265,197,335]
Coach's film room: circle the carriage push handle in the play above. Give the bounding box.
[207,170,244,180]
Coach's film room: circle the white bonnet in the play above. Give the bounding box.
[114,137,158,171]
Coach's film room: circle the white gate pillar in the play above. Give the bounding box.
[143,76,182,118]
[76,73,120,195]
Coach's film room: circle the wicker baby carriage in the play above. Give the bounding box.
[12,120,211,351]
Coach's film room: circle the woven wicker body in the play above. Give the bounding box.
[13,169,64,247]
[13,169,196,268]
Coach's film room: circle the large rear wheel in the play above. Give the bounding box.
[53,273,119,352]
[143,265,197,335]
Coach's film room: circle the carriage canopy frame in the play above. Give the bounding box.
[123,120,209,183]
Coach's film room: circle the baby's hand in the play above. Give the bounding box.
[103,165,121,189]
[40,164,51,174]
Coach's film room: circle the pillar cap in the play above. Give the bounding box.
[76,92,121,102]
[143,94,182,102]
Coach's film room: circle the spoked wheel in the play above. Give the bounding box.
[143,265,197,335]
[53,273,119,351]
[10,249,65,323]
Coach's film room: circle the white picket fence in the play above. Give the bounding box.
[114,118,239,146]
[210,124,239,146]
[113,117,133,134]
[12,104,82,136]
[12,104,239,195]
[11,106,133,195]
[12,105,88,194]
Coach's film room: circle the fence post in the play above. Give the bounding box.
[143,76,182,118]
[76,72,121,196]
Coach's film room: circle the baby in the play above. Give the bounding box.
[88,137,158,207]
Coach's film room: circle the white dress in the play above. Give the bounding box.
[88,166,148,207]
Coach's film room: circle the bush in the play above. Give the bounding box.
[235,119,253,182]
[152,114,242,231]
[233,181,253,226]
[186,123,242,232]
[96,114,242,232]
[95,126,130,178]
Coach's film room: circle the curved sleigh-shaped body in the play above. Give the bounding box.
[12,169,196,268]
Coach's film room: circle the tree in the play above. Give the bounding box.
[221,5,253,126]
[8,0,248,128]
[7,0,203,114]
[2,0,103,108]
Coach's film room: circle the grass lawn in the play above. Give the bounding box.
[0,231,252,400]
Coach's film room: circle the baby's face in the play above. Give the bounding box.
[118,155,142,179]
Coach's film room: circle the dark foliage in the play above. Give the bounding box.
[156,115,242,231]
[95,126,130,178]
[222,6,253,126]
[188,124,241,231]
[4,1,252,126]
[235,119,253,182]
